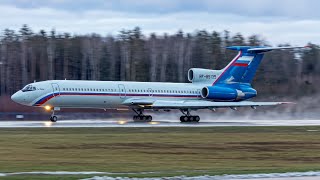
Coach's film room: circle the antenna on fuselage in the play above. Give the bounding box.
[34,80,36,83]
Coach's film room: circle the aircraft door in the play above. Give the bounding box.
[148,88,153,97]
[118,84,126,99]
[51,83,60,97]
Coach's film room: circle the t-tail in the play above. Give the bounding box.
[200,46,306,101]
[214,46,306,85]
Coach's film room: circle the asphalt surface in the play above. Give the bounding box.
[0,118,320,127]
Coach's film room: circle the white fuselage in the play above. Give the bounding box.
[11,80,206,109]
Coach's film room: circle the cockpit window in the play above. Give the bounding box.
[22,85,36,92]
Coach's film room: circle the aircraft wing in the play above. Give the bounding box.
[122,98,293,109]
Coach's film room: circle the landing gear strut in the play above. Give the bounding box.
[132,109,152,122]
[179,109,200,123]
[49,109,58,122]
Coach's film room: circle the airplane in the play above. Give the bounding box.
[11,46,305,123]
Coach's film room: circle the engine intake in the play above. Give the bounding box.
[188,68,221,83]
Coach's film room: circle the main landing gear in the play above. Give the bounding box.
[132,109,152,122]
[180,109,200,123]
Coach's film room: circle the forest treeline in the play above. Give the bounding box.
[0,25,319,97]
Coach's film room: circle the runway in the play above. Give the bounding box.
[1,171,320,180]
[0,118,320,128]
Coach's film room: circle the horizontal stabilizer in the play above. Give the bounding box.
[247,46,308,53]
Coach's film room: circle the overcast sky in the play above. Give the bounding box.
[0,0,319,45]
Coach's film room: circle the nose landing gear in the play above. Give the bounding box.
[50,115,58,122]
[49,108,59,122]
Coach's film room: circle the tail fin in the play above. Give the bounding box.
[213,46,306,85]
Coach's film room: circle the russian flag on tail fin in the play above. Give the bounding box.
[234,56,254,67]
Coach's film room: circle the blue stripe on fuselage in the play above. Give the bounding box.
[33,92,199,106]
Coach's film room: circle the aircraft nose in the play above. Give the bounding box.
[11,92,19,102]
[11,91,25,105]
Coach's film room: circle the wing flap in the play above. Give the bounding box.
[151,100,293,109]
[123,99,294,109]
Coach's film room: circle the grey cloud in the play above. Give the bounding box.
[0,0,319,19]
[0,4,317,45]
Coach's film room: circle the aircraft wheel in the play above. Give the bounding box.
[180,116,189,123]
[50,116,58,122]
[133,115,141,121]
[180,116,185,122]
[189,116,194,122]
[195,116,200,122]
[134,115,152,122]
